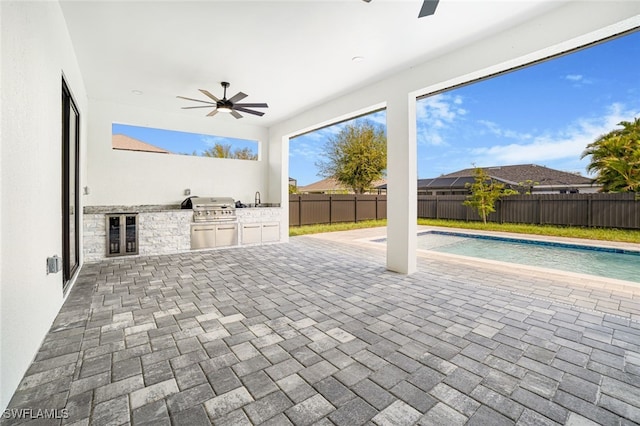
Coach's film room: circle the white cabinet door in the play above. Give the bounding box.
[262,222,280,242]
[242,224,262,245]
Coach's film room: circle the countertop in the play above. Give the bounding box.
[84,204,281,214]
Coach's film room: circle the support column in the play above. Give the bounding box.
[386,92,417,274]
[268,132,290,243]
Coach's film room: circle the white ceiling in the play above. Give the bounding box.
[59,1,565,126]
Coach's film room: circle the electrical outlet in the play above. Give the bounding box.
[47,255,61,274]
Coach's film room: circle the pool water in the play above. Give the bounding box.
[414,231,640,283]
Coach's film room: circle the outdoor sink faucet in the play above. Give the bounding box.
[255,191,261,206]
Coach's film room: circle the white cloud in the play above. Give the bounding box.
[564,73,592,86]
[470,103,638,166]
[477,120,533,140]
[289,139,324,160]
[200,135,233,147]
[417,94,467,145]
[565,74,583,81]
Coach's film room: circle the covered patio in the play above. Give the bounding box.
[2,0,640,419]
[4,231,639,424]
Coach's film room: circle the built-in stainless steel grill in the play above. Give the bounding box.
[190,196,237,223]
[182,196,239,249]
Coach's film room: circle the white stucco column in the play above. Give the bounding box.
[268,131,290,243]
[386,92,417,274]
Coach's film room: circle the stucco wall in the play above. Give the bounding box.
[0,1,88,409]
[86,100,272,207]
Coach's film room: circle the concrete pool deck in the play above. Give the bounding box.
[3,228,640,425]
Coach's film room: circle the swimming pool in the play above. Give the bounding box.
[386,231,640,283]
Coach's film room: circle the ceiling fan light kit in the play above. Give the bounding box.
[177,81,268,119]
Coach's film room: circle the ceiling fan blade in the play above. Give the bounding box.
[234,103,268,108]
[176,95,216,105]
[199,89,220,102]
[182,105,216,109]
[228,92,248,103]
[234,106,265,117]
[206,109,219,117]
[231,110,243,119]
[418,0,439,17]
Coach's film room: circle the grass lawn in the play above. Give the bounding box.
[290,218,640,244]
[289,220,387,237]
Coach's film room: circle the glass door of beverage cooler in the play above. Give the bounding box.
[125,215,137,254]
[108,215,121,255]
[106,214,138,256]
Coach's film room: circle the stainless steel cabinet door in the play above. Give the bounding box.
[191,225,216,249]
[216,224,238,247]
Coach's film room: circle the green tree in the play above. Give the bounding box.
[203,143,233,158]
[233,147,258,160]
[463,166,517,224]
[581,117,640,192]
[202,143,258,160]
[517,179,539,195]
[316,121,387,194]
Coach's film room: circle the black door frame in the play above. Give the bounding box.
[62,77,80,291]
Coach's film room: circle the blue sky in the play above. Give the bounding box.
[112,123,259,157]
[113,31,639,185]
[290,30,640,186]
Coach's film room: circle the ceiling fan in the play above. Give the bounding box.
[177,82,268,119]
[362,0,439,18]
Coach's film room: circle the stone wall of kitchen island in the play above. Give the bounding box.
[83,209,192,262]
[83,207,284,262]
[236,207,283,224]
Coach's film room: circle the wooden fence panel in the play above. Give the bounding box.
[356,198,379,221]
[291,193,640,229]
[290,194,387,225]
[539,195,589,226]
[330,195,356,223]
[376,197,387,220]
[436,196,470,221]
[417,196,436,218]
[289,197,300,226]
[500,197,539,224]
[591,193,640,229]
[298,195,331,225]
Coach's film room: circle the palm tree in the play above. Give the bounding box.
[581,118,640,192]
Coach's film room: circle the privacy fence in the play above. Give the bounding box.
[290,193,640,229]
[289,194,387,226]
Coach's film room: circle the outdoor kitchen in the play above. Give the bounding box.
[83,195,282,262]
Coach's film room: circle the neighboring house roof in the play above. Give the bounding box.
[377,177,476,190]
[299,177,387,193]
[376,164,597,191]
[440,164,593,187]
[416,176,476,190]
[112,134,171,154]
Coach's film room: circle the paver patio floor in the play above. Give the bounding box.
[3,231,640,425]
